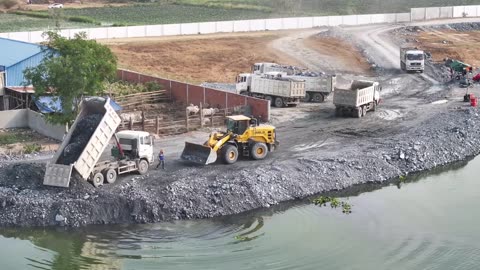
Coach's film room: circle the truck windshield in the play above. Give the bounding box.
[407,54,424,60]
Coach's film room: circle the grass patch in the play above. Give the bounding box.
[23,143,42,154]
[0,133,30,145]
[103,81,164,96]
[0,13,94,32]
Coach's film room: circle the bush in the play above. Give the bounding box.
[68,16,97,24]
[23,143,42,154]
[11,10,50,19]
[1,0,18,9]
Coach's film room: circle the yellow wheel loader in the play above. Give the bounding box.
[181,115,278,165]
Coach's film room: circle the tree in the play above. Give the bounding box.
[24,31,117,125]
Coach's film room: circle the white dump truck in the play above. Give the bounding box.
[289,73,336,103]
[252,62,304,75]
[333,80,381,118]
[43,97,155,188]
[236,72,306,107]
[400,47,424,72]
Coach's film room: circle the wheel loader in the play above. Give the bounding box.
[181,115,278,165]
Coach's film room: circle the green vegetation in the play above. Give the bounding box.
[24,31,117,125]
[313,196,353,214]
[2,0,480,32]
[0,133,30,145]
[23,143,42,154]
[103,81,164,96]
[0,13,92,32]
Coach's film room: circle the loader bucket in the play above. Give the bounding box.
[181,142,217,165]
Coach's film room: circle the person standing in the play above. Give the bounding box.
[156,150,165,170]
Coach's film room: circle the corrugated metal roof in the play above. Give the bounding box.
[0,37,45,68]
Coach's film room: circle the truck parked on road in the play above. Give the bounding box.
[236,72,306,107]
[43,97,155,188]
[333,80,381,118]
[252,62,304,75]
[289,73,336,103]
[400,47,425,73]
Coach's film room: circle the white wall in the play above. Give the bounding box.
[0,109,28,128]
[0,109,65,140]
[2,5,479,43]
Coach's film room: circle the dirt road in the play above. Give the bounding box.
[3,19,480,227]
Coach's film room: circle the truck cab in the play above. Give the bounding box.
[115,130,154,164]
[236,73,252,94]
[401,48,425,72]
[252,62,276,74]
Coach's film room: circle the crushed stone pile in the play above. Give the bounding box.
[58,114,102,165]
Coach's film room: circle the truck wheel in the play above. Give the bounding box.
[274,97,284,108]
[222,144,238,164]
[250,142,268,160]
[103,168,117,184]
[303,92,311,102]
[138,159,149,175]
[372,101,377,112]
[362,106,367,116]
[91,172,104,188]
[240,91,248,96]
[355,107,362,118]
[312,93,325,103]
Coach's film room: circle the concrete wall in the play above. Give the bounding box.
[117,69,270,122]
[27,110,66,141]
[0,109,28,128]
[2,5,479,43]
[0,109,65,140]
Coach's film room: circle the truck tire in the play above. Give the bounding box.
[138,159,149,175]
[372,101,377,112]
[103,168,117,184]
[303,92,311,102]
[222,144,238,164]
[355,107,362,118]
[250,142,268,160]
[335,107,343,117]
[240,91,248,96]
[91,172,104,188]
[362,105,367,117]
[312,93,325,103]
[274,97,284,108]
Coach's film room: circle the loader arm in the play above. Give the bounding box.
[212,133,233,152]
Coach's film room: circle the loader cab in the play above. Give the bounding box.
[115,130,154,163]
[225,115,255,135]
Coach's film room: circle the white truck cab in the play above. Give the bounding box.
[400,48,425,72]
[116,130,154,164]
[236,73,252,94]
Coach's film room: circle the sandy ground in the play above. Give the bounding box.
[103,30,370,84]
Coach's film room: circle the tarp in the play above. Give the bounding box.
[34,96,122,114]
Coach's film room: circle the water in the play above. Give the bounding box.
[1,157,480,270]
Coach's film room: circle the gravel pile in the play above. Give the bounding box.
[0,105,479,227]
[428,22,480,32]
[58,114,102,165]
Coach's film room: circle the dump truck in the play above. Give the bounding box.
[252,62,304,75]
[43,97,155,188]
[400,47,425,72]
[333,80,381,118]
[236,72,306,107]
[181,115,278,165]
[289,73,337,103]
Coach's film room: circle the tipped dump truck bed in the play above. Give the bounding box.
[43,97,122,187]
[333,80,378,107]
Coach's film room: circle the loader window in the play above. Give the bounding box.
[226,119,236,132]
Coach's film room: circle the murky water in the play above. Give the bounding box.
[1,157,480,270]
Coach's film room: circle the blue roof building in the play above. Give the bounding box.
[0,37,50,87]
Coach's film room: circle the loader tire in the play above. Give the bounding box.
[222,144,238,164]
[91,172,104,188]
[103,168,117,184]
[251,143,268,160]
